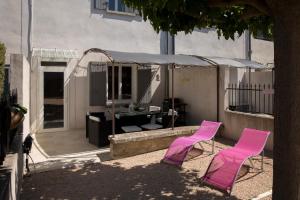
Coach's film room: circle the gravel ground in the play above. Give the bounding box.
[21,139,273,200]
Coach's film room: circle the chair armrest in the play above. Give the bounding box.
[89,116,101,123]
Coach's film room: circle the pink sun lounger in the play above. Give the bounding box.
[161,120,222,167]
[201,128,271,195]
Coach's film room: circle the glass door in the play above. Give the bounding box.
[43,71,65,129]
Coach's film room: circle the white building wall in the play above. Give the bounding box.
[22,57,31,135]
[252,37,274,65]
[173,29,274,125]
[175,30,246,58]
[0,1,22,63]
[32,0,160,53]
[28,0,163,132]
[172,67,218,125]
[0,0,30,63]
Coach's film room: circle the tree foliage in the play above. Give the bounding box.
[123,0,273,40]
[0,42,5,96]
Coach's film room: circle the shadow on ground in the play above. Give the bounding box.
[21,159,239,200]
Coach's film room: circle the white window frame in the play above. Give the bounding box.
[107,0,134,14]
[39,66,68,133]
[106,64,135,104]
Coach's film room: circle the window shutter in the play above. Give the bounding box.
[89,64,107,106]
[137,68,152,104]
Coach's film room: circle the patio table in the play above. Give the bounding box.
[115,110,161,119]
[115,110,162,132]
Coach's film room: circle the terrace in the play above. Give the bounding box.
[22,137,273,200]
[20,49,274,199]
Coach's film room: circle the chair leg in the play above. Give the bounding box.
[212,137,215,154]
[198,142,204,150]
[261,150,264,171]
[248,158,255,169]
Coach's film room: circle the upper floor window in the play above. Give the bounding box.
[94,0,134,14]
[108,0,134,13]
[254,30,273,41]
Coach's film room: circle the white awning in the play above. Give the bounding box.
[78,48,270,69]
[32,48,80,61]
[204,56,267,69]
[79,48,212,67]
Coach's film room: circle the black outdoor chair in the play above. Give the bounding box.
[87,112,111,147]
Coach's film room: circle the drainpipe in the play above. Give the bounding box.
[245,30,252,61]
[245,30,252,83]
[28,0,33,133]
[245,30,252,111]
[28,0,33,60]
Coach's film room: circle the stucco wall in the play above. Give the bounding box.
[10,54,31,135]
[22,57,31,135]
[0,0,30,63]
[10,55,24,104]
[175,30,274,66]
[32,0,160,53]
[252,37,274,65]
[175,30,246,58]
[222,110,274,151]
[1,135,24,200]
[172,67,218,125]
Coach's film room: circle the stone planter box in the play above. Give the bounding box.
[109,126,199,159]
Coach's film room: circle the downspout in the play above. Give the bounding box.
[245,30,252,109]
[245,30,252,83]
[28,0,33,133]
[245,30,252,60]
[28,0,33,61]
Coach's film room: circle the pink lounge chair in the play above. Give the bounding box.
[161,120,222,167]
[201,128,271,195]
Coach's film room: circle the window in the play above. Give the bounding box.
[94,0,134,13]
[108,66,119,100]
[108,0,134,13]
[121,67,132,99]
[40,61,67,67]
[254,30,273,41]
[108,65,132,100]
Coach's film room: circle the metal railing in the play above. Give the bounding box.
[227,83,274,115]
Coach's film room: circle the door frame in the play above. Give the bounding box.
[39,66,68,133]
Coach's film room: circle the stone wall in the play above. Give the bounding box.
[0,134,24,200]
[109,126,199,159]
[222,110,274,151]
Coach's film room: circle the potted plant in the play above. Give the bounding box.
[10,104,27,130]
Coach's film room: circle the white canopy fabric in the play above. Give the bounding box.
[106,50,212,67]
[79,48,269,69]
[204,56,267,69]
[80,48,211,67]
